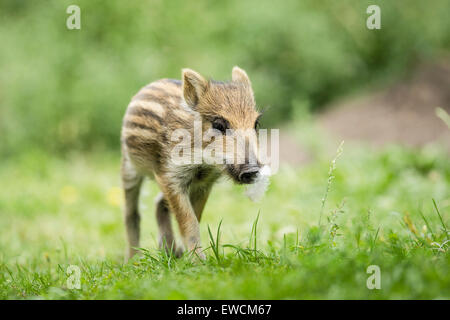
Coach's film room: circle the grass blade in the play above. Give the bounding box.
[432,199,448,240]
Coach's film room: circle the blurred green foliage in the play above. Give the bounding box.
[1,0,449,155]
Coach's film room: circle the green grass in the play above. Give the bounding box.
[0,141,449,299]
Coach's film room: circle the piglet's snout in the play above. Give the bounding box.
[238,166,260,184]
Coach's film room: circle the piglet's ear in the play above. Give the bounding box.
[232,66,251,87]
[182,68,207,107]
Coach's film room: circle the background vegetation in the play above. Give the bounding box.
[1,0,450,155]
[0,0,449,299]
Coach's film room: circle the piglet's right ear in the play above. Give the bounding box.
[182,68,207,107]
[232,66,251,87]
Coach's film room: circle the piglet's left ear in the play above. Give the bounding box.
[182,68,207,107]
[232,66,251,87]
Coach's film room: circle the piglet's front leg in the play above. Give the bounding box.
[170,191,205,260]
[157,177,205,260]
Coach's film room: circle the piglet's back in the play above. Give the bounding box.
[121,78,194,173]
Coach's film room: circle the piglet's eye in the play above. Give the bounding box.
[254,120,260,131]
[212,118,229,134]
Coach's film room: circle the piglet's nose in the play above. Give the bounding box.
[239,168,260,184]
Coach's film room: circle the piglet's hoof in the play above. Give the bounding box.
[189,248,206,262]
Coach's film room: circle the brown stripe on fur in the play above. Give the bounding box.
[127,106,164,125]
[128,100,165,117]
[122,127,156,142]
[124,120,157,132]
[133,92,182,106]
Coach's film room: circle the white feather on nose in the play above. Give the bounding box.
[245,165,272,202]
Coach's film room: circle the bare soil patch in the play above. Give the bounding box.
[318,61,450,149]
